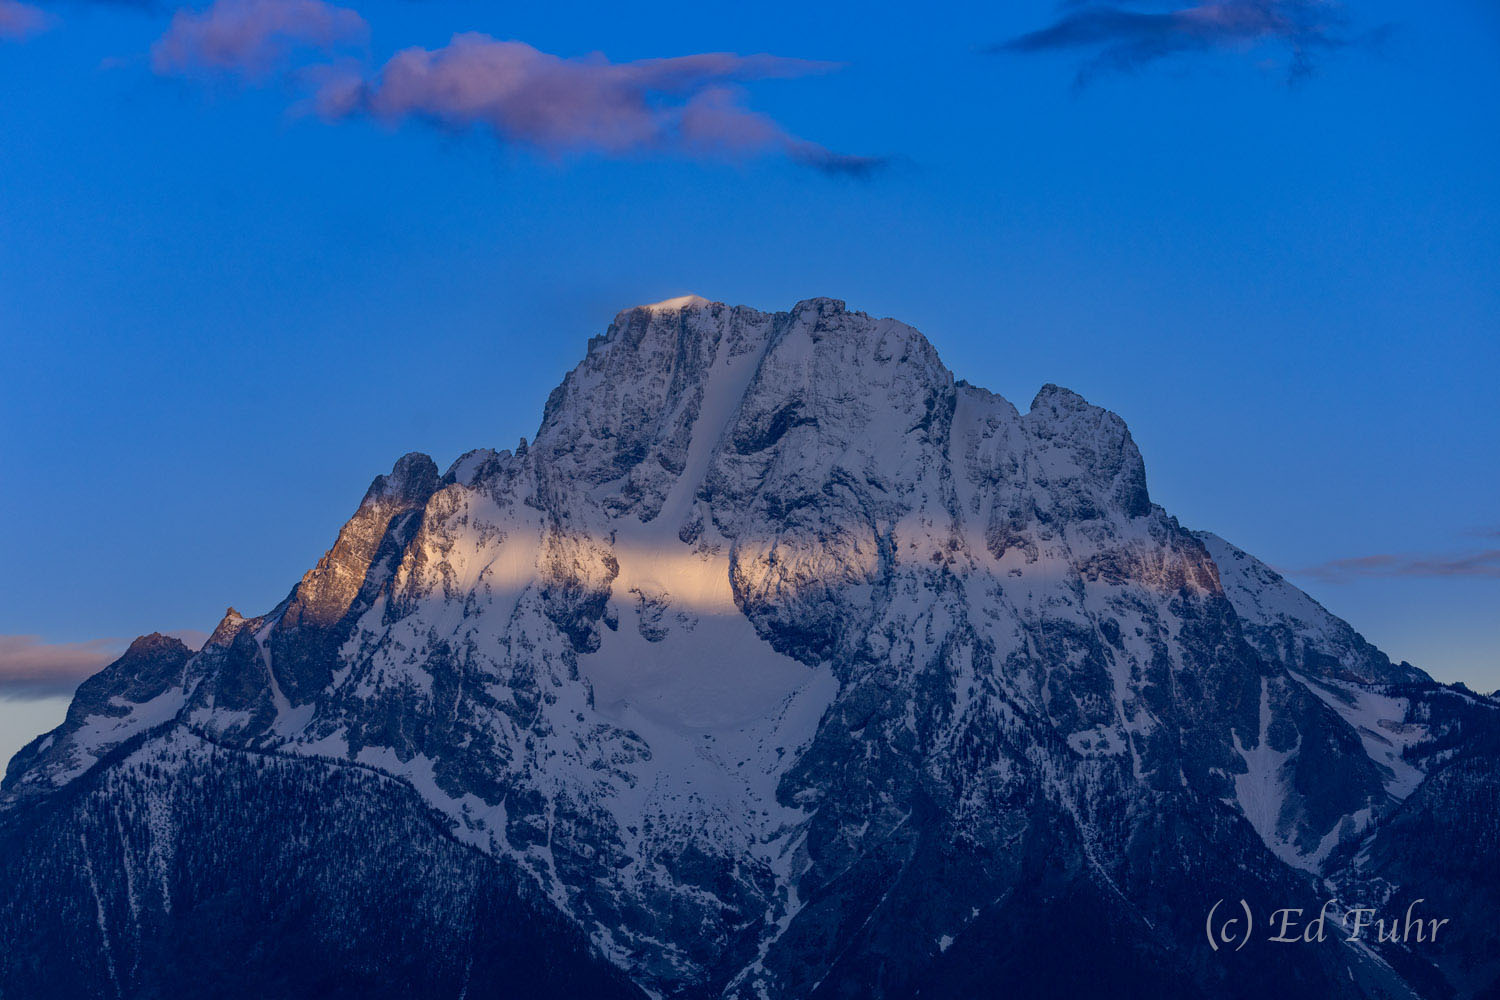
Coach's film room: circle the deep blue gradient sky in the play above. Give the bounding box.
[2,0,1497,749]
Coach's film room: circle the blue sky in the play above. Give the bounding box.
[1,0,1497,762]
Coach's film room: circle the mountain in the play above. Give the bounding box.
[4,296,1497,999]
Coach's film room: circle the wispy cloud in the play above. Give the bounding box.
[0,0,49,40]
[151,0,367,78]
[995,0,1365,84]
[0,635,124,700]
[143,0,879,174]
[1295,548,1500,584]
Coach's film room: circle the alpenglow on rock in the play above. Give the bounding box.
[3,297,1497,999]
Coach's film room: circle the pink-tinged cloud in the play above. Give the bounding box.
[0,0,49,41]
[0,630,208,699]
[0,635,123,699]
[314,34,882,175]
[151,0,367,79]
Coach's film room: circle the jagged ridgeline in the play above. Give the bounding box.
[3,297,1496,999]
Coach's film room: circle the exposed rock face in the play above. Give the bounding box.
[269,451,441,704]
[3,297,1496,999]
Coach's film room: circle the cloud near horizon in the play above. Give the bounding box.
[149,0,880,174]
[1294,548,1500,584]
[0,631,209,700]
[0,635,124,700]
[0,0,49,40]
[997,0,1361,84]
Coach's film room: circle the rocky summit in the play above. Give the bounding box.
[3,297,1496,999]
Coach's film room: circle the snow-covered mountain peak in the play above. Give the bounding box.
[1018,381,1152,519]
[205,607,246,647]
[641,293,712,313]
[7,297,1497,1000]
[117,632,192,665]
